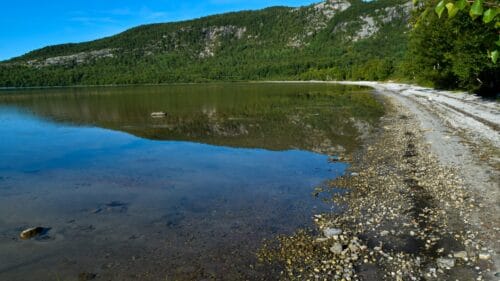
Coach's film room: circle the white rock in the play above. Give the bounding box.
[478,253,491,260]
[453,251,467,260]
[324,227,342,238]
[330,243,343,254]
[151,112,166,118]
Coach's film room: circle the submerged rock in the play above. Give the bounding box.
[19,227,46,240]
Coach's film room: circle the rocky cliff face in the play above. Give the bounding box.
[198,26,247,58]
[288,0,352,47]
[26,48,116,67]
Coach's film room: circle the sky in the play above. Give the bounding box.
[0,0,320,61]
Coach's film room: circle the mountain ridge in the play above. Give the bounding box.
[0,0,413,86]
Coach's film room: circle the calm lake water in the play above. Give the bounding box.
[0,83,383,280]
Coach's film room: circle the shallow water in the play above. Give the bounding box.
[0,83,382,280]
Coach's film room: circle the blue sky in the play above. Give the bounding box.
[0,0,319,61]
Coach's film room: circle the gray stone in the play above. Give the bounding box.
[323,227,342,238]
[330,243,343,254]
[453,251,467,260]
[436,258,455,269]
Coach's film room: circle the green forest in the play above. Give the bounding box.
[0,0,498,95]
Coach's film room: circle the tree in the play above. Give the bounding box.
[415,0,500,63]
[404,0,500,94]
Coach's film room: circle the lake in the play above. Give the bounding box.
[0,83,383,280]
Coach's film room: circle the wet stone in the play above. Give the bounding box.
[19,227,49,240]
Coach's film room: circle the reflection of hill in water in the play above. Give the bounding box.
[0,83,384,154]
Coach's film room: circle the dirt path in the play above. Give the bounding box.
[341,81,500,280]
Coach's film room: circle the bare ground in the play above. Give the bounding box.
[260,81,499,280]
[343,82,499,280]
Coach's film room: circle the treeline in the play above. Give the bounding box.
[0,0,497,95]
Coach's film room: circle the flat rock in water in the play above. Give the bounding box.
[19,227,45,240]
[151,112,166,118]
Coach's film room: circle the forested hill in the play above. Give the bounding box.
[0,0,413,87]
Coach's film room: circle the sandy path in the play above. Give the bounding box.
[336,81,500,279]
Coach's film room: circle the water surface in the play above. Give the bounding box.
[0,83,382,280]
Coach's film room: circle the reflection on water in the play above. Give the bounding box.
[0,83,382,280]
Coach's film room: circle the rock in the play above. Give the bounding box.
[324,227,342,238]
[19,227,45,240]
[436,258,455,269]
[350,172,360,177]
[328,156,340,162]
[453,251,467,260]
[478,253,491,260]
[315,237,329,243]
[151,112,166,118]
[330,243,343,254]
[348,243,359,252]
[380,230,389,236]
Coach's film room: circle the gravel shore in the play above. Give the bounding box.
[260,82,499,280]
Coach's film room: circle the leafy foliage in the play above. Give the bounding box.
[403,0,499,94]
[418,0,500,63]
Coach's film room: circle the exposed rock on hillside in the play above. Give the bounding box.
[199,26,247,58]
[333,1,412,42]
[27,49,116,67]
[289,0,351,48]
